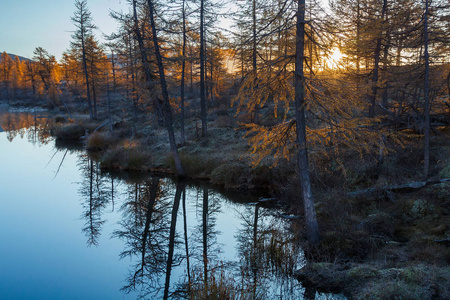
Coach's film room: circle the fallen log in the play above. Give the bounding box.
[348,178,450,198]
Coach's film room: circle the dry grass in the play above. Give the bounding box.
[100,139,152,171]
[52,123,85,141]
[86,131,117,151]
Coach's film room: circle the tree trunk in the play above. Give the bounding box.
[182,186,191,292]
[91,68,97,120]
[128,36,138,133]
[252,0,259,123]
[180,0,187,145]
[110,49,116,91]
[295,0,320,246]
[200,0,207,137]
[141,177,159,270]
[423,0,430,179]
[202,187,209,287]
[81,35,93,120]
[145,0,186,176]
[369,0,387,117]
[163,180,183,299]
[356,0,361,76]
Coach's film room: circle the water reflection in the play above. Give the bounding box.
[0,107,53,144]
[0,107,344,299]
[114,177,172,297]
[78,156,113,246]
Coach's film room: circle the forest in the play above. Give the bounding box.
[1,0,450,298]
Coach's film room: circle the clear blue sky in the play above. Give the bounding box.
[0,0,129,60]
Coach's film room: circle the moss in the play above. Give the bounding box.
[347,265,379,279]
[410,199,438,219]
[439,165,450,178]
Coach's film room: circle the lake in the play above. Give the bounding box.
[0,106,344,299]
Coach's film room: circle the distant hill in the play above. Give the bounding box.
[1,52,32,62]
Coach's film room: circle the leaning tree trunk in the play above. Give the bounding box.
[295,0,320,246]
[132,0,185,176]
[146,0,186,176]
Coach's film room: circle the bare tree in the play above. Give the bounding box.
[132,0,186,176]
[71,0,96,120]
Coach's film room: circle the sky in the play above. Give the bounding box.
[1,0,328,61]
[1,0,129,60]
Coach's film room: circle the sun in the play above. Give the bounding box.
[323,47,345,70]
[330,48,344,62]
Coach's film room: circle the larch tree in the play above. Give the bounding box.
[199,0,207,136]
[33,47,65,111]
[0,52,14,100]
[11,56,24,99]
[421,0,450,179]
[423,0,430,179]
[84,35,110,119]
[71,0,97,120]
[60,48,83,94]
[131,0,186,176]
[25,60,38,100]
[295,0,320,246]
[180,0,188,145]
[232,0,267,122]
[146,0,186,176]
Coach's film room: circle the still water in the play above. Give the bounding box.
[0,107,342,299]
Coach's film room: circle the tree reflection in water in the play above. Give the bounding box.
[113,177,179,298]
[109,180,308,299]
[235,204,305,299]
[78,155,112,246]
[0,109,53,144]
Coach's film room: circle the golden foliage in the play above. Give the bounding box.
[241,75,411,170]
[232,65,294,119]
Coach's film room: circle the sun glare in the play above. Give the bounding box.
[321,47,345,70]
[330,48,344,62]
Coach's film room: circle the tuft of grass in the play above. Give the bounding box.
[53,123,85,141]
[100,147,124,170]
[99,139,151,171]
[165,151,216,178]
[210,162,248,188]
[187,265,265,300]
[86,131,116,151]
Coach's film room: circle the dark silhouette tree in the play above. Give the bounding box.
[71,0,97,120]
